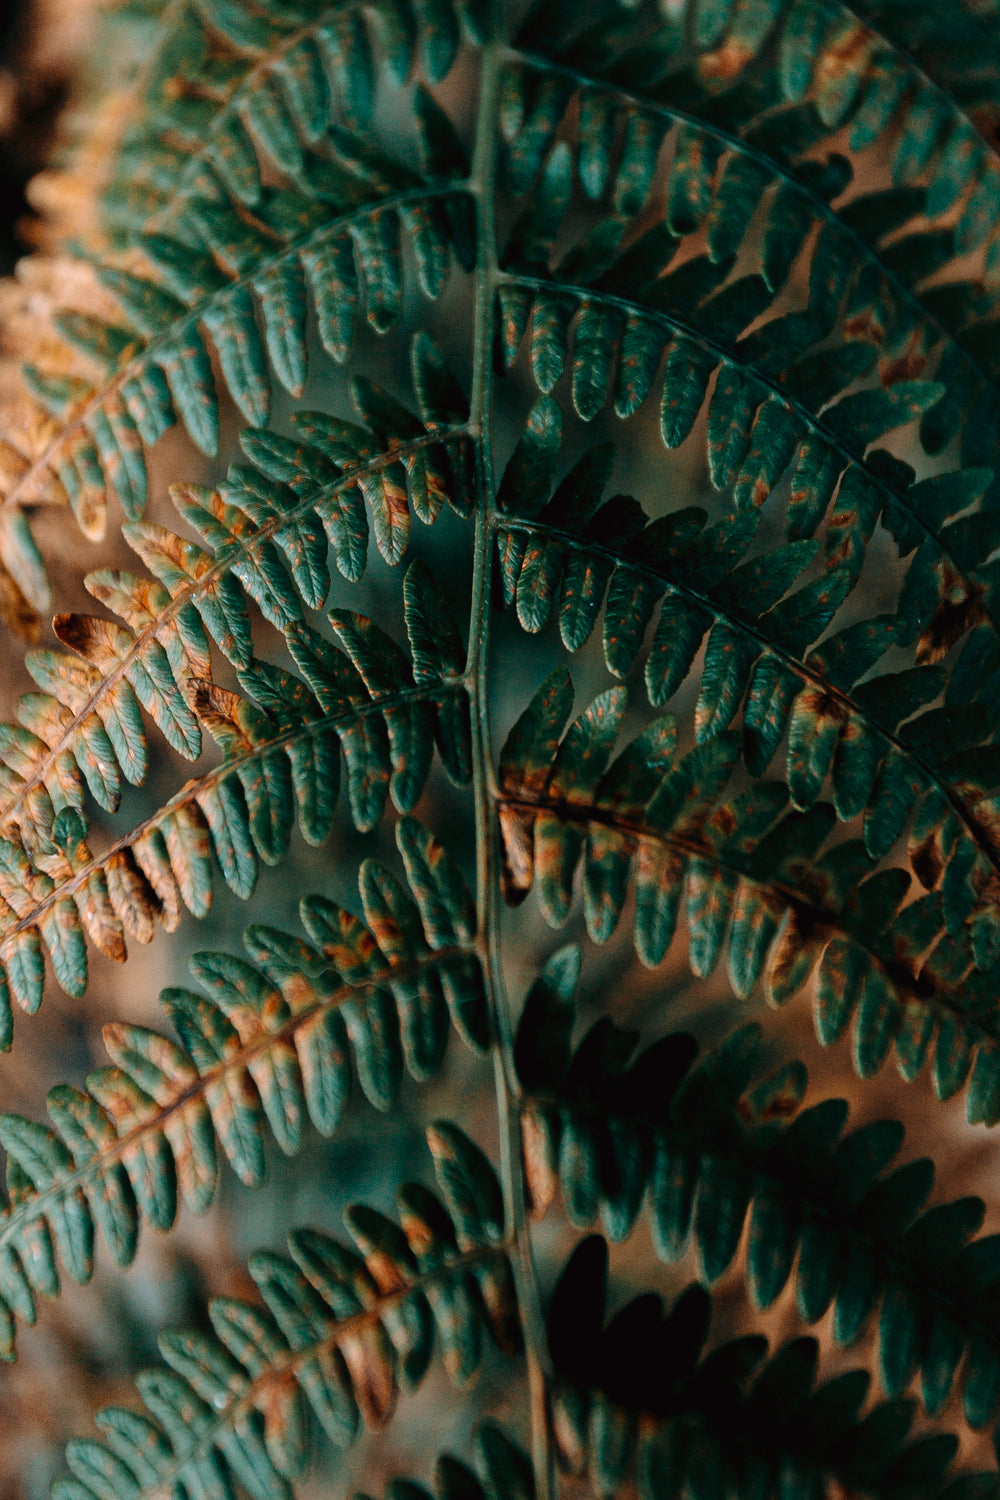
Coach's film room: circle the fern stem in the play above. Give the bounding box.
[469,36,554,1500]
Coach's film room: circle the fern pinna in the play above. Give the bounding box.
[0,0,999,1494]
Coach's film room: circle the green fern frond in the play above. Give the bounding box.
[5,0,1000,1490]
[499,213,1000,660]
[507,30,1000,370]
[0,346,470,867]
[516,0,1000,266]
[498,675,1000,1119]
[101,0,485,239]
[52,1123,516,1500]
[0,583,469,1019]
[2,81,470,570]
[548,1237,998,1500]
[496,431,1000,900]
[0,816,486,1356]
[517,949,1000,1424]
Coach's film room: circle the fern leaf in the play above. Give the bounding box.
[0,576,469,1021]
[500,678,1000,1120]
[6,1,1000,1487]
[0,817,486,1355]
[52,1126,517,1500]
[0,358,470,871]
[3,80,470,586]
[498,438,1000,938]
[100,0,465,236]
[517,951,1000,1426]
[547,1236,997,1500]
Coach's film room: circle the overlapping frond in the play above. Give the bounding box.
[52,1124,518,1500]
[549,1237,997,1500]
[497,175,1000,676]
[514,0,1000,281]
[518,949,1000,1427]
[0,333,470,869]
[496,426,1000,929]
[0,68,472,621]
[498,675,1000,1121]
[4,0,1000,1491]
[101,0,480,237]
[0,559,469,1019]
[0,815,486,1356]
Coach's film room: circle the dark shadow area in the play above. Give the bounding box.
[0,0,68,272]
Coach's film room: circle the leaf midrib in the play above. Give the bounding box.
[467,34,555,1500]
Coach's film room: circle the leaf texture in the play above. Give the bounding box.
[0,556,470,1025]
[0,342,471,866]
[499,677,1000,1122]
[519,952,1000,1427]
[53,1125,518,1500]
[547,1236,997,1500]
[0,817,487,1355]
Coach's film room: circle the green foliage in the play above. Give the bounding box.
[54,1125,518,1500]
[0,554,469,1028]
[0,816,486,1355]
[547,1237,998,1500]
[499,676,1000,1121]
[517,952,1000,1424]
[0,0,999,1494]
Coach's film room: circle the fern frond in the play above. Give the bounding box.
[497,425,999,881]
[0,563,469,1016]
[52,1123,517,1500]
[516,0,1000,275]
[492,34,1000,730]
[498,246,1000,665]
[7,2,1000,1490]
[101,0,487,240]
[0,816,486,1357]
[517,949,1000,1426]
[501,50,1000,455]
[0,350,470,854]
[4,82,470,555]
[492,131,1000,961]
[498,675,1000,1121]
[548,1237,998,1500]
